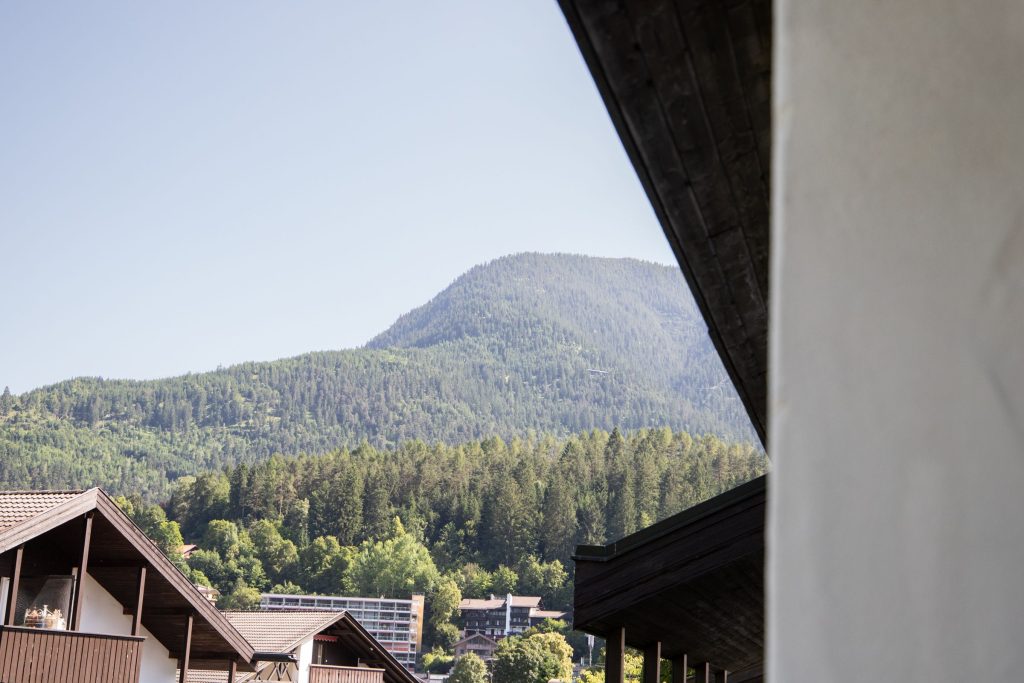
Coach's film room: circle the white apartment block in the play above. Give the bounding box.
[260,593,425,672]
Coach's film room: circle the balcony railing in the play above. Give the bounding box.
[309,664,385,683]
[0,625,143,683]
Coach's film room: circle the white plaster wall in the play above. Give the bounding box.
[771,0,1024,680]
[78,573,179,683]
[297,638,313,683]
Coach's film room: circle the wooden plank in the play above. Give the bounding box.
[179,612,194,683]
[110,637,122,683]
[0,627,12,674]
[39,630,54,682]
[131,637,143,683]
[132,565,147,636]
[82,631,95,683]
[70,512,94,631]
[643,641,662,683]
[10,628,24,681]
[54,629,71,682]
[605,626,626,683]
[671,655,688,683]
[5,545,23,625]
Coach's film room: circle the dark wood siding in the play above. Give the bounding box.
[0,626,142,683]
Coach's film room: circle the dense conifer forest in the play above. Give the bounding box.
[0,254,756,499]
[117,427,764,651]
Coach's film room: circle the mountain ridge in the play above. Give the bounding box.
[0,253,755,498]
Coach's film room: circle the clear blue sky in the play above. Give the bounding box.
[0,1,676,394]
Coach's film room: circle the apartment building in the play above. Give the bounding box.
[458,594,566,639]
[260,592,424,672]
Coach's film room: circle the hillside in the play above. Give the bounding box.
[0,253,755,498]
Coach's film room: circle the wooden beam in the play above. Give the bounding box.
[4,545,23,625]
[642,642,661,683]
[89,560,147,569]
[70,512,94,631]
[172,651,249,661]
[605,626,625,683]
[131,565,147,636]
[178,612,194,683]
[131,607,194,617]
[226,658,237,682]
[671,655,688,683]
[694,662,712,683]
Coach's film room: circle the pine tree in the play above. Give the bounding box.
[604,429,637,540]
[540,457,577,563]
[0,386,11,415]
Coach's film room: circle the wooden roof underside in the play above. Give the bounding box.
[573,476,766,676]
[559,0,771,445]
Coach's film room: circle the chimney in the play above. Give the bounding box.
[505,593,513,636]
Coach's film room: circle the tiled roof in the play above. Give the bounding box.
[184,667,252,683]
[223,610,344,653]
[459,598,505,610]
[531,609,568,619]
[456,633,498,646]
[509,596,542,608]
[0,490,86,530]
[186,611,345,683]
[460,595,544,610]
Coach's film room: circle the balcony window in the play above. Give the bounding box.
[14,575,73,630]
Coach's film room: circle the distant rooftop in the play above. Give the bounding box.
[459,595,543,610]
[221,610,344,654]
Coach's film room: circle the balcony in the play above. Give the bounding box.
[0,625,143,683]
[309,664,385,683]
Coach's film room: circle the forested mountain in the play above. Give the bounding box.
[0,253,756,498]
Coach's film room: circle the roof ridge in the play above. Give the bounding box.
[0,489,87,494]
[224,610,344,618]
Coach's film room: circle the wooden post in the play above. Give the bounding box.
[694,662,712,683]
[131,565,147,636]
[605,626,625,683]
[4,545,23,625]
[226,658,237,682]
[714,668,729,682]
[70,512,94,630]
[178,612,194,683]
[671,655,688,683]
[642,642,661,683]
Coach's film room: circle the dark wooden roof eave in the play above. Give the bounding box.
[573,476,766,670]
[558,0,772,446]
[573,474,766,563]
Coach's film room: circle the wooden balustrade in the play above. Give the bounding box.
[0,625,143,683]
[309,664,385,683]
